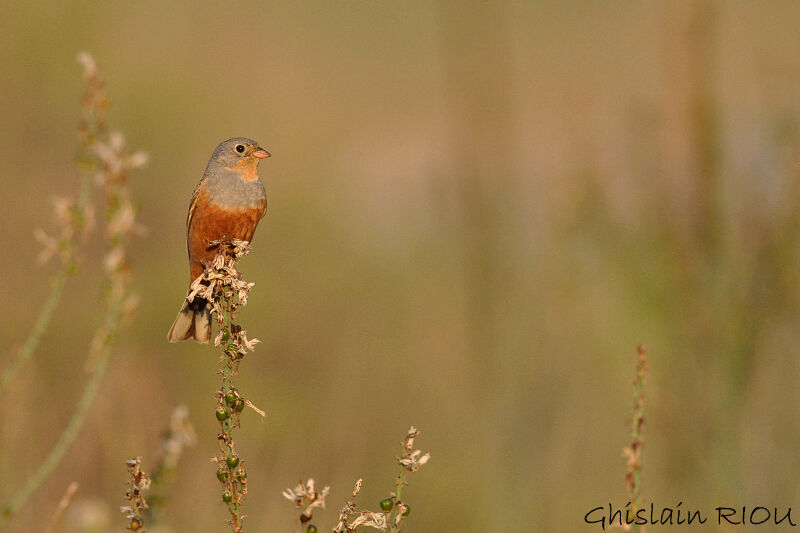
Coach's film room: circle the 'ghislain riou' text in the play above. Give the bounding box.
[584,503,797,529]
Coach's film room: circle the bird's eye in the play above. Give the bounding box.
[235,144,245,153]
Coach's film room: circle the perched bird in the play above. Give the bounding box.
[168,137,270,343]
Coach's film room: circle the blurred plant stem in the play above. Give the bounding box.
[143,405,195,525]
[436,2,518,529]
[0,262,72,390]
[0,55,105,391]
[0,294,123,527]
[624,346,647,533]
[43,482,79,533]
[0,52,144,530]
[0,311,117,527]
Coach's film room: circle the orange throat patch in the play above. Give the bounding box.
[226,158,259,181]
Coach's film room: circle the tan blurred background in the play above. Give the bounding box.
[2,1,800,531]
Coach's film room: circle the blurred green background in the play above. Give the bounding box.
[2,1,800,531]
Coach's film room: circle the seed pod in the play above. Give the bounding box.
[379,498,393,511]
[225,391,237,406]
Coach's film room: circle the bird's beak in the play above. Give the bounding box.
[253,148,271,159]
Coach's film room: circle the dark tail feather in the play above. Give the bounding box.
[167,296,211,343]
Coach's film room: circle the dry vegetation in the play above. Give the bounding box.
[0,53,146,530]
[0,55,431,533]
[2,2,800,532]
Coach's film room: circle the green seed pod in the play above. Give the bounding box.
[379,498,393,511]
[225,391,237,406]
[216,468,228,483]
[215,407,229,421]
[130,517,142,531]
[227,455,240,468]
[236,470,247,483]
[306,525,318,533]
[234,399,245,412]
[226,343,237,353]
[401,504,411,517]
[222,491,233,503]
[221,330,231,342]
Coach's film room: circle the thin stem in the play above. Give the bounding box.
[216,303,246,532]
[143,405,195,525]
[0,269,68,389]
[220,318,242,533]
[395,467,405,502]
[0,173,92,391]
[0,298,121,528]
[1,51,103,391]
[625,345,647,533]
[44,482,79,533]
[386,465,407,533]
[221,335,243,531]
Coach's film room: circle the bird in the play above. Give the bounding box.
[168,137,270,343]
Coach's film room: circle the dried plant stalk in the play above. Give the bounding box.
[620,345,647,533]
[290,427,430,533]
[190,238,262,532]
[144,405,196,525]
[121,458,151,532]
[0,52,145,530]
[0,52,104,391]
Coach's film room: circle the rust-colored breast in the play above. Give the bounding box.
[187,186,266,281]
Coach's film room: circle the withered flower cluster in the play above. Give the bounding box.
[121,457,151,532]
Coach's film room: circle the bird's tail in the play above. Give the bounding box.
[167,296,211,343]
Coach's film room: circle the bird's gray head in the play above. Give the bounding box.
[205,137,270,172]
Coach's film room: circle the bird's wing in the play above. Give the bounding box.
[186,177,206,253]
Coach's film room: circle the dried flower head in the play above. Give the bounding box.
[188,239,261,365]
[189,241,252,316]
[349,510,388,530]
[304,428,430,533]
[121,457,150,531]
[34,195,96,265]
[399,449,430,473]
[393,502,409,527]
[93,131,149,183]
[398,426,430,473]
[160,405,196,472]
[283,478,331,524]
[332,479,363,533]
[76,52,98,80]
